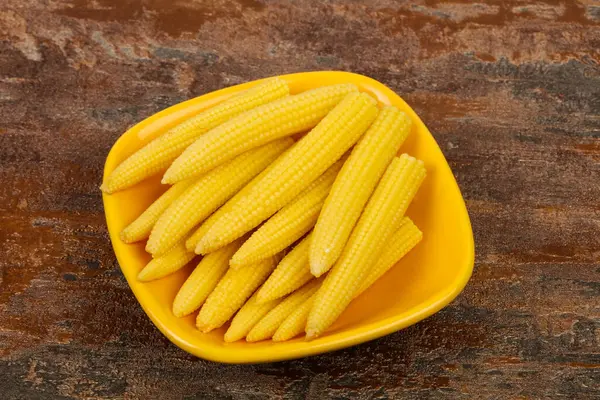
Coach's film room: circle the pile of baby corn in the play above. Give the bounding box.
[102,77,426,341]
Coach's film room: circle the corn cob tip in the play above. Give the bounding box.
[197,324,215,333]
[309,260,327,277]
[100,183,112,194]
[245,335,262,343]
[120,226,142,244]
[196,318,218,333]
[172,307,185,318]
[195,227,238,255]
[194,239,209,255]
[137,268,152,282]
[144,241,154,255]
[223,332,237,343]
[119,229,132,244]
[255,293,270,305]
[228,261,248,271]
[255,292,283,305]
[228,253,249,269]
[305,329,319,341]
[145,241,168,257]
[272,330,302,342]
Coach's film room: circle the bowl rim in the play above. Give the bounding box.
[102,70,475,364]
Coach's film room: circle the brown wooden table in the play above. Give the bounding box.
[1,1,599,398]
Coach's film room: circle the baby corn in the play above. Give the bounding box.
[185,155,285,252]
[137,241,195,282]
[196,254,278,333]
[110,78,435,346]
[120,179,195,243]
[224,292,282,342]
[172,243,236,317]
[246,279,322,342]
[256,233,314,304]
[355,217,423,297]
[272,293,315,342]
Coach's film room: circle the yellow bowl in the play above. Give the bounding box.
[102,71,474,363]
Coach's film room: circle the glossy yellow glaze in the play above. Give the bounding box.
[102,71,474,364]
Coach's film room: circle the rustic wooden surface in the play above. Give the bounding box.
[1,0,599,398]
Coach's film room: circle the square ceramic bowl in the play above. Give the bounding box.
[102,71,474,363]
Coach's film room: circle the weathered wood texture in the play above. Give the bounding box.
[1,0,599,398]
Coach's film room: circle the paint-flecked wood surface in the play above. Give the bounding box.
[1,0,599,398]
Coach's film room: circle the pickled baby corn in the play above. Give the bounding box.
[246,279,321,342]
[120,179,195,243]
[146,138,292,256]
[137,241,195,282]
[172,243,236,317]
[355,216,423,297]
[196,92,379,254]
[256,233,314,304]
[197,254,278,333]
[224,292,282,343]
[101,78,289,193]
[306,155,426,339]
[310,106,412,277]
[162,84,358,184]
[272,293,315,342]
[229,159,344,269]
